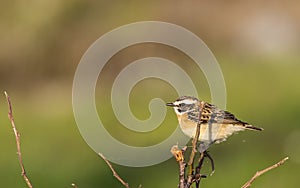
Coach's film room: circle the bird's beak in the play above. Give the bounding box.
[166,102,176,107]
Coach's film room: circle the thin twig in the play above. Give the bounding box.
[204,151,215,176]
[194,152,205,188]
[241,157,289,188]
[4,91,33,188]
[171,145,187,188]
[186,101,205,186]
[98,153,130,188]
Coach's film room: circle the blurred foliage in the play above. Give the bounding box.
[0,1,300,188]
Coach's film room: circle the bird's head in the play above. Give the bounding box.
[166,96,199,115]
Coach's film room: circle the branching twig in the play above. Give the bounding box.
[186,101,205,187]
[194,152,206,188]
[187,101,205,165]
[241,157,289,188]
[171,145,187,188]
[98,153,130,188]
[204,151,215,176]
[171,101,206,188]
[4,91,33,188]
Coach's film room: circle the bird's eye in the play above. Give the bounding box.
[177,109,182,113]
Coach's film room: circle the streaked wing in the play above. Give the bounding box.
[186,102,261,152]
[183,100,263,152]
[201,102,248,125]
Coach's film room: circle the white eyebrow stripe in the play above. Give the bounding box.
[174,99,196,105]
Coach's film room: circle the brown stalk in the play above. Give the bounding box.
[98,153,130,188]
[241,157,289,188]
[4,91,33,188]
[186,101,205,186]
[171,145,187,188]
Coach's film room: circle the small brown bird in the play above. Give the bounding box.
[166,96,263,152]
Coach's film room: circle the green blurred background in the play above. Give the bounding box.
[1,1,300,187]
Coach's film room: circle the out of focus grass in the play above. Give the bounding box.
[0,56,299,187]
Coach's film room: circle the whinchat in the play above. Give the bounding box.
[167,96,263,152]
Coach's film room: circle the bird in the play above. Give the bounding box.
[166,96,263,152]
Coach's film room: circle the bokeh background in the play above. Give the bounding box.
[1,1,300,187]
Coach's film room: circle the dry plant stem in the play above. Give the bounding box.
[171,146,187,188]
[98,153,130,188]
[204,151,215,175]
[186,101,205,186]
[195,152,205,188]
[175,150,186,188]
[241,157,289,188]
[4,91,33,188]
[179,161,186,188]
